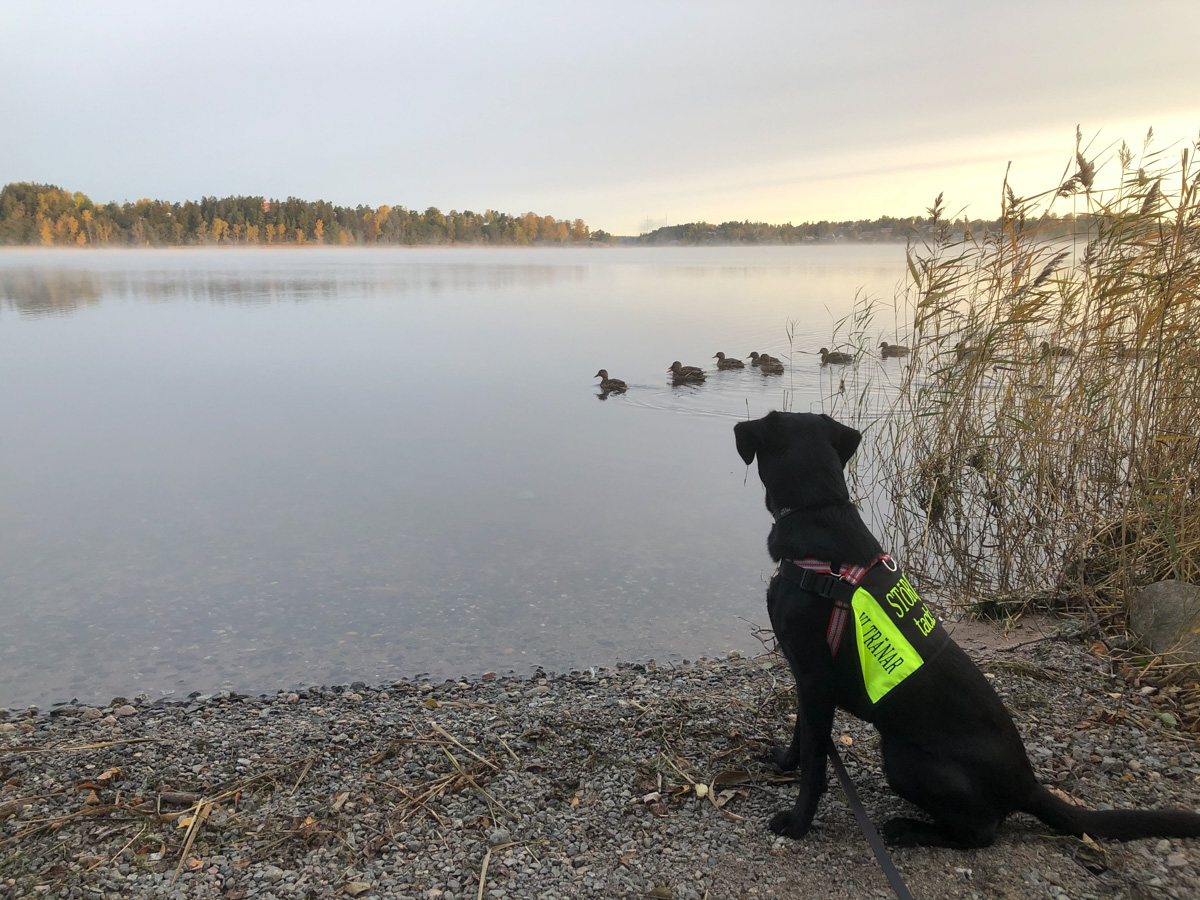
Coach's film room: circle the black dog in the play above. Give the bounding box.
[735,410,1200,847]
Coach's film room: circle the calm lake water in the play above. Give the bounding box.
[0,245,910,709]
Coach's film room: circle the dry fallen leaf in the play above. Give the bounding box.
[345,882,372,897]
[714,789,746,809]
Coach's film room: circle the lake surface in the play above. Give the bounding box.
[0,245,910,709]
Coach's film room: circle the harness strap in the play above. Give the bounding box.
[777,554,893,656]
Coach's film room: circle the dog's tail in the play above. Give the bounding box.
[1022,785,1200,840]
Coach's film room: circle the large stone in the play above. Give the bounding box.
[1128,580,1200,662]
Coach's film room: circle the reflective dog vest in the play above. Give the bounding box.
[778,556,949,706]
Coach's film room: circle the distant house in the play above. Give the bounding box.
[262,200,271,212]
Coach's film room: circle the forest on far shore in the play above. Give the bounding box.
[0,182,609,247]
[2,181,1104,248]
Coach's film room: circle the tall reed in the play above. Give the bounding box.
[837,128,1200,622]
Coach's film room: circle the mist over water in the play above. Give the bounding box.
[0,245,908,708]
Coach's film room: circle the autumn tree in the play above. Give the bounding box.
[0,182,606,248]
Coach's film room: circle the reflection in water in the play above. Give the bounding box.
[0,246,908,708]
[0,251,587,317]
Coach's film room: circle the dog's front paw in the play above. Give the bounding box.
[763,746,799,771]
[768,808,812,840]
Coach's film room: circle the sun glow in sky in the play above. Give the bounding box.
[2,1,1197,235]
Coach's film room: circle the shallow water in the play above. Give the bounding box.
[0,245,910,708]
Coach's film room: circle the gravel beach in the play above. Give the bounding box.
[3,621,1199,900]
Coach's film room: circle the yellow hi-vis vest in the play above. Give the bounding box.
[780,557,947,707]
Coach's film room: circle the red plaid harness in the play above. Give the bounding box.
[777,554,896,656]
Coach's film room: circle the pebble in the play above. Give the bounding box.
[2,640,1199,899]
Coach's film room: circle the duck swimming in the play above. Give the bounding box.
[818,347,853,365]
[1114,340,1139,359]
[1039,341,1074,359]
[748,351,781,366]
[955,341,987,362]
[759,356,784,374]
[594,369,628,392]
[667,361,706,382]
[880,341,910,358]
[712,352,745,369]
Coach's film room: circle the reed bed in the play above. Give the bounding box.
[827,128,1200,629]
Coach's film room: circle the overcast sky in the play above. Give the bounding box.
[2,1,1197,234]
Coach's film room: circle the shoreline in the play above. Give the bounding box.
[3,627,1199,900]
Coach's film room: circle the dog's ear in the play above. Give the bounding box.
[821,414,861,467]
[734,417,768,465]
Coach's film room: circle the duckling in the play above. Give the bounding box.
[1039,341,1074,359]
[667,360,706,382]
[759,356,785,375]
[594,369,628,393]
[818,347,854,365]
[712,352,745,369]
[880,341,910,358]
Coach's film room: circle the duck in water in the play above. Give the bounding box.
[667,360,706,383]
[712,352,745,369]
[1039,341,1074,359]
[594,369,628,393]
[880,341,910,358]
[819,347,854,365]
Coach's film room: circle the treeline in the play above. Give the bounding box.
[635,213,1104,244]
[0,182,614,247]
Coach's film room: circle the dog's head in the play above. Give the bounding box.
[734,411,861,514]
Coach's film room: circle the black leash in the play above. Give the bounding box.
[827,739,915,900]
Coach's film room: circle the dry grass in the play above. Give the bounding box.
[825,127,1200,630]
